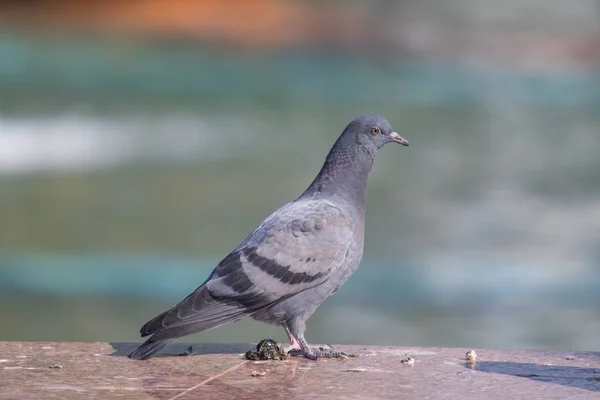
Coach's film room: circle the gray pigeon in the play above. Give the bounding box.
[129,114,409,360]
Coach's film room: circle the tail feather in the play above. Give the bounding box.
[140,288,251,335]
[130,287,254,360]
[129,310,248,359]
[129,337,173,360]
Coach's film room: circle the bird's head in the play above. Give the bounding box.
[344,114,409,151]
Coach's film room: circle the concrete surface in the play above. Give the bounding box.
[0,341,599,399]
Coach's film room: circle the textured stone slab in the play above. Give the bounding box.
[1,342,599,399]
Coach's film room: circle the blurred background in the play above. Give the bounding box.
[0,0,599,352]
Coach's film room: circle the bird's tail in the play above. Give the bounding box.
[129,287,254,360]
[129,337,173,360]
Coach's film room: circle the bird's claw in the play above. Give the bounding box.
[290,347,355,360]
[314,348,353,359]
[280,344,301,354]
[318,349,354,359]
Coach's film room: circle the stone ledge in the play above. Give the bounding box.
[0,341,598,399]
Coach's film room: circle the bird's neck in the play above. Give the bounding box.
[301,141,375,212]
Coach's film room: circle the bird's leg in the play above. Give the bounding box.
[281,322,301,354]
[285,317,349,360]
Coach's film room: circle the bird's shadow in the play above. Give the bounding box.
[109,342,255,358]
[475,359,600,393]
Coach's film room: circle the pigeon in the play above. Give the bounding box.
[129,114,409,360]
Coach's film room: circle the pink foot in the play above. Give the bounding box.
[282,322,301,354]
[281,336,301,354]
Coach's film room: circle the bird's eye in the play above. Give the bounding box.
[370,127,380,135]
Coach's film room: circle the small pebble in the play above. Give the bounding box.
[342,368,367,373]
[251,371,267,377]
[401,356,415,365]
[466,350,477,362]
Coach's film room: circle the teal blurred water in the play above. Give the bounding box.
[0,35,599,351]
[1,253,599,350]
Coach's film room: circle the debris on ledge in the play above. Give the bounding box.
[1,342,598,399]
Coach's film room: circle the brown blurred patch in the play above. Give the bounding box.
[0,0,377,49]
[1,0,598,69]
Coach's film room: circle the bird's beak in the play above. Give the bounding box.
[389,132,409,146]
